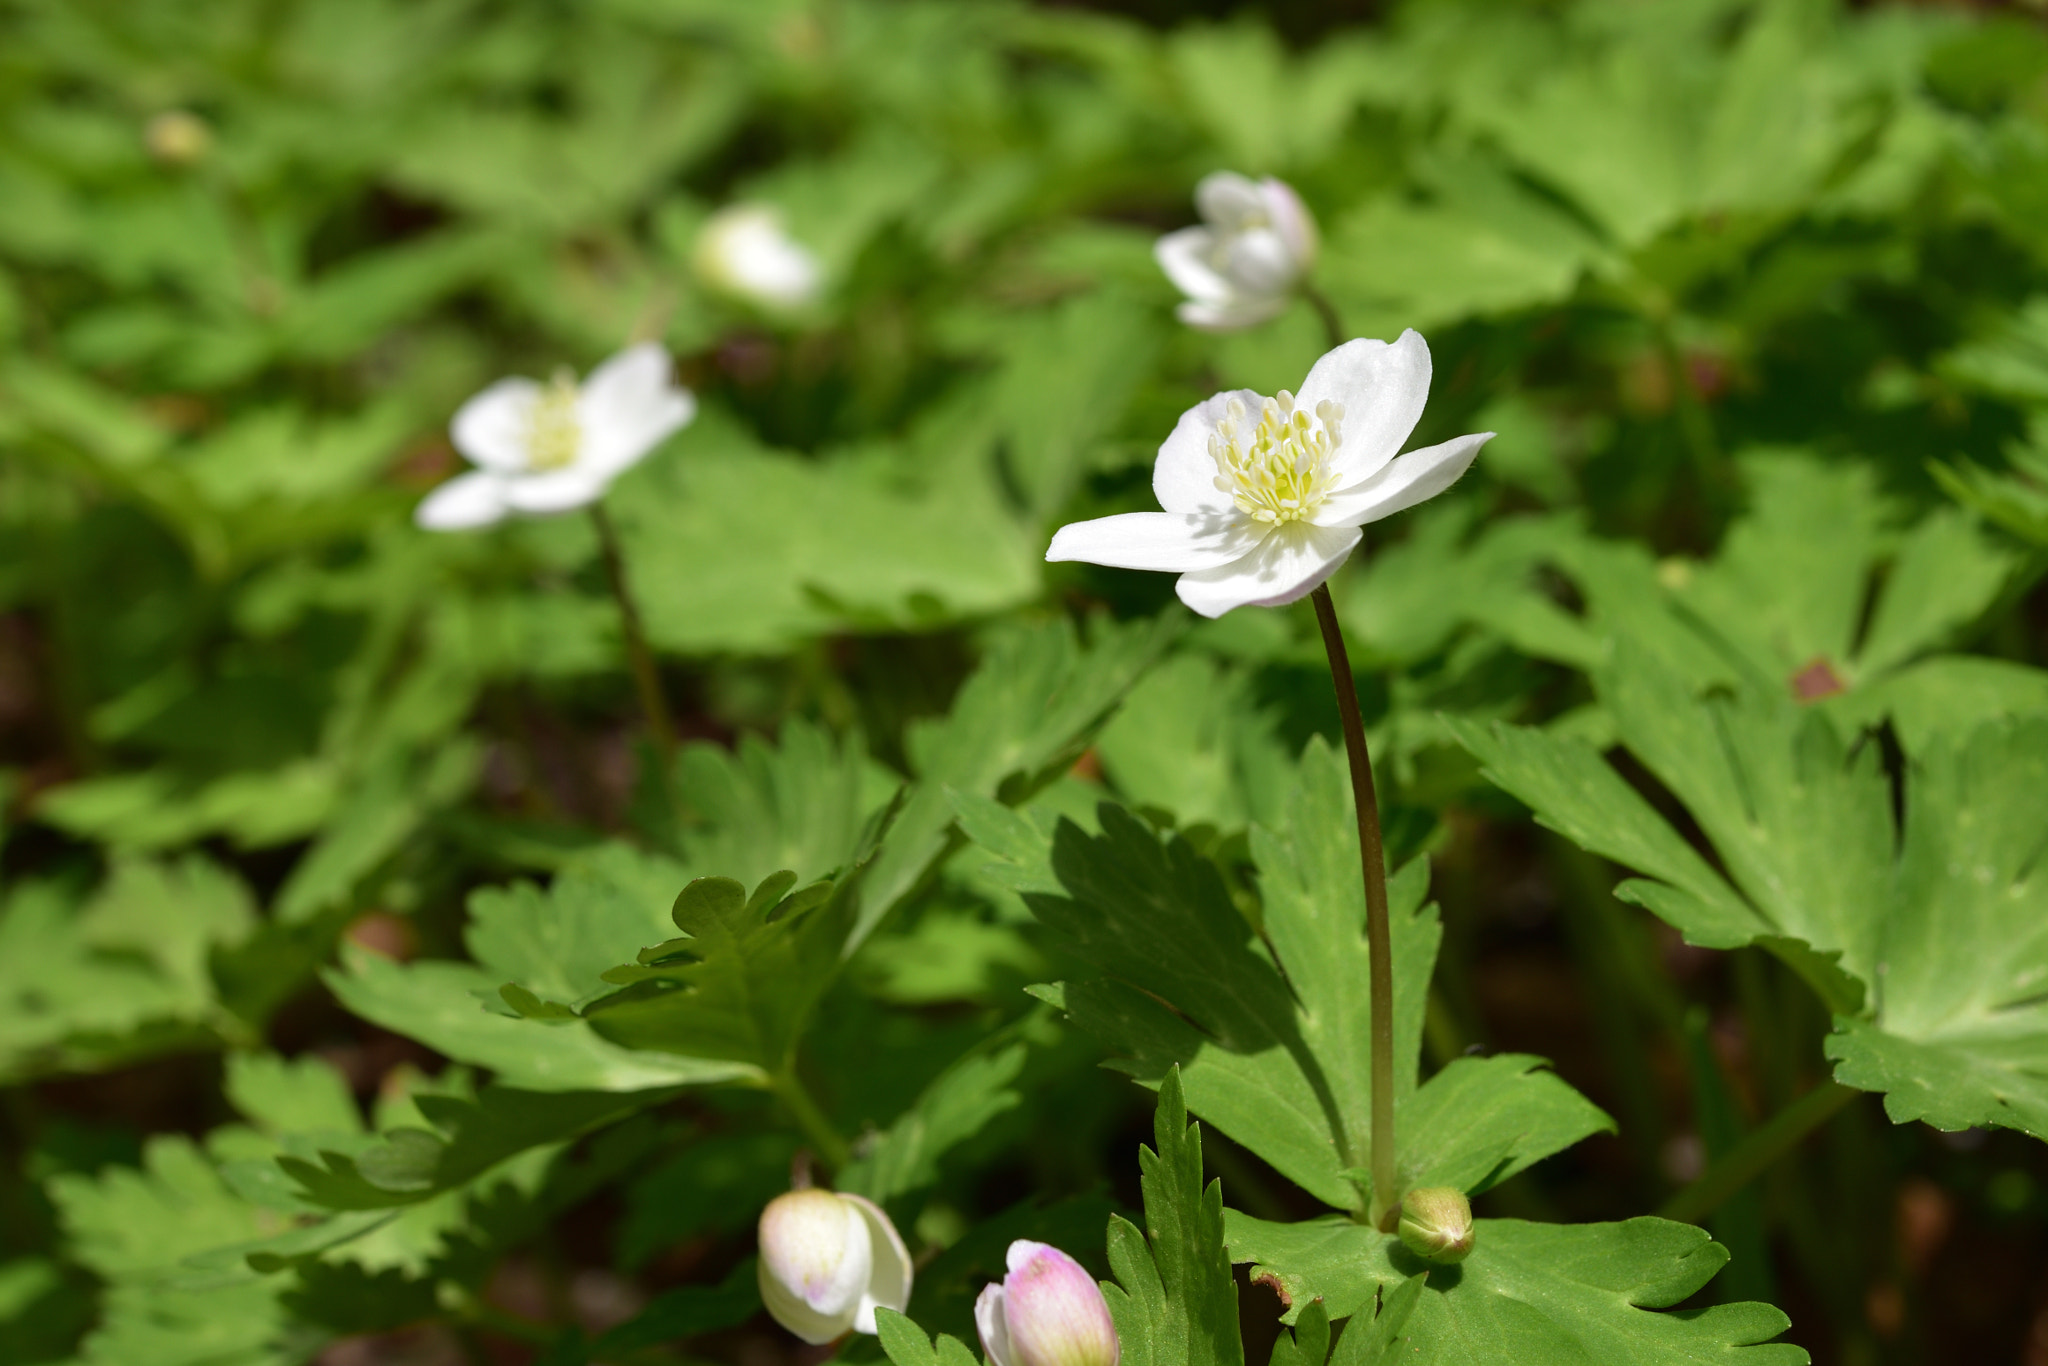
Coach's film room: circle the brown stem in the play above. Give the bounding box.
[1309,583,1398,1228]
[588,502,677,763]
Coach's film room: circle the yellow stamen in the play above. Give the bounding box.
[525,368,583,471]
[1208,390,1345,525]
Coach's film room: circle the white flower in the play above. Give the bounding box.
[976,1241,1119,1366]
[695,204,823,311]
[1154,172,1318,331]
[756,1188,913,1344]
[415,343,695,531]
[1046,331,1490,618]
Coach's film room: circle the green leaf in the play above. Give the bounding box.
[854,612,1178,948]
[0,858,258,1082]
[982,290,1160,517]
[1544,454,2017,714]
[840,1042,1027,1205]
[47,1135,297,1366]
[1325,1276,1424,1366]
[1823,717,2048,1138]
[1228,1213,1806,1363]
[1397,1055,1615,1197]
[976,739,1598,1210]
[618,413,1039,655]
[1094,652,1293,832]
[1450,646,1882,1014]
[575,869,851,1068]
[222,1052,361,1136]
[326,720,886,1090]
[329,952,743,1092]
[1459,651,2048,1142]
[875,1307,985,1366]
[661,718,897,888]
[1103,1068,1243,1366]
[1266,1295,1330,1366]
[277,1084,675,1212]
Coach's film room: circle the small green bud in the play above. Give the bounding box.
[1397,1187,1474,1264]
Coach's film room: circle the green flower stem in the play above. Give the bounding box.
[1657,1080,1858,1225]
[1309,582,1399,1230]
[588,501,677,764]
[771,1068,852,1173]
[1302,283,1347,351]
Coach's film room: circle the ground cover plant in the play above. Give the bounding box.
[3,0,2048,1363]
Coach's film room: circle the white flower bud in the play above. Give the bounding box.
[695,205,823,311]
[757,1188,912,1344]
[975,1241,1119,1366]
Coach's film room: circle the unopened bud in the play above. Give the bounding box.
[694,204,822,311]
[975,1241,1119,1366]
[757,1188,912,1344]
[1397,1187,1474,1264]
[145,110,211,166]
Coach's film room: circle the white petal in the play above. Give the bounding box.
[1296,331,1432,482]
[502,469,610,515]
[1314,431,1492,528]
[450,378,542,471]
[414,470,510,530]
[976,1283,1013,1366]
[1220,227,1297,295]
[760,1259,860,1345]
[1153,389,1265,514]
[1176,296,1287,332]
[580,342,672,413]
[844,1193,913,1334]
[1195,171,1267,231]
[1260,178,1318,270]
[1047,511,1264,571]
[1154,228,1232,303]
[578,344,696,475]
[1174,521,1360,618]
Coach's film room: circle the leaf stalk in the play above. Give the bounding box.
[771,1068,852,1173]
[589,501,678,764]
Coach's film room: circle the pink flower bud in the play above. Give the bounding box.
[975,1241,1119,1366]
[757,1189,913,1344]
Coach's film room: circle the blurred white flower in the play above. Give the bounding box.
[415,342,694,531]
[975,1241,1118,1366]
[1047,331,1490,618]
[695,205,823,311]
[757,1188,912,1345]
[1155,172,1318,331]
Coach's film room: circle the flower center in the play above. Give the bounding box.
[1208,390,1344,524]
[524,369,583,471]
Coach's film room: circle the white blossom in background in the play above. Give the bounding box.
[1154,172,1318,331]
[1047,331,1490,617]
[756,1188,913,1344]
[414,343,695,531]
[695,204,824,310]
[976,1241,1119,1366]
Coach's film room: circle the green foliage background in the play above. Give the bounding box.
[4,0,2048,1363]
